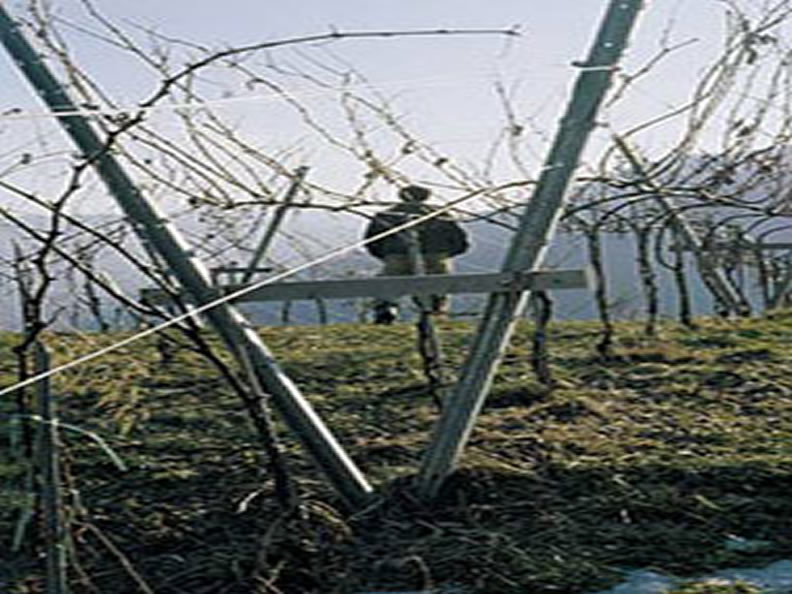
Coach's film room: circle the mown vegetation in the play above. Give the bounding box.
[2,312,792,593]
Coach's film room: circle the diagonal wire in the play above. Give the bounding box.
[0,179,534,396]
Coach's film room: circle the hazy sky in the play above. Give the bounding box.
[2,1,727,114]
[0,0,766,213]
[1,0,786,319]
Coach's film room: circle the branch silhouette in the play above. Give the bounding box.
[139,27,520,110]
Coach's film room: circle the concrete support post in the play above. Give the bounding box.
[35,343,69,594]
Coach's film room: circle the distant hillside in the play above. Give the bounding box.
[0,202,769,330]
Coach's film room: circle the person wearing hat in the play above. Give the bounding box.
[363,185,469,324]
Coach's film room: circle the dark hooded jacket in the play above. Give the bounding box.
[364,201,469,260]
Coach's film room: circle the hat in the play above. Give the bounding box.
[398,185,431,202]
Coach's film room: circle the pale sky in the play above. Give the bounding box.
[0,0,777,214]
[0,0,788,323]
[2,1,726,118]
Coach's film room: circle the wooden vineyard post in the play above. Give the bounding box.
[417,0,647,499]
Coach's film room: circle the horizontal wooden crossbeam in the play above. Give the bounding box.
[141,268,591,305]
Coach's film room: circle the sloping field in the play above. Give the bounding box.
[2,313,792,593]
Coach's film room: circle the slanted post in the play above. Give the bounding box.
[612,136,748,317]
[656,194,748,316]
[417,0,645,499]
[768,251,792,310]
[241,166,308,285]
[0,6,372,506]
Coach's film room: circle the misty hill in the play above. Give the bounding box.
[0,200,770,331]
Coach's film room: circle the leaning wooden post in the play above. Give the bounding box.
[417,0,645,499]
[0,6,372,506]
[659,194,746,316]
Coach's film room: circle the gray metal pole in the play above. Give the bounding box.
[241,166,308,285]
[0,7,372,506]
[417,0,645,499]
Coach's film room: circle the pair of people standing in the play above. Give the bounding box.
[363,185,469,324]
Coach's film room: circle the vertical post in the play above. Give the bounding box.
[417,0,645,498]
[670,221,695,327]
[529,290,554,385]
[0,7,372,506]
[35,343,69,594]
[768,251,792,309]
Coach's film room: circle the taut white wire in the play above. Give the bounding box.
[0,181,530,396]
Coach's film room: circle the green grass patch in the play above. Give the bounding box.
[2,315,792,592]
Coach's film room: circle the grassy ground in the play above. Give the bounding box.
[2,312,792,593]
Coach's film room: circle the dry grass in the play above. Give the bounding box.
[2,312,792,593]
